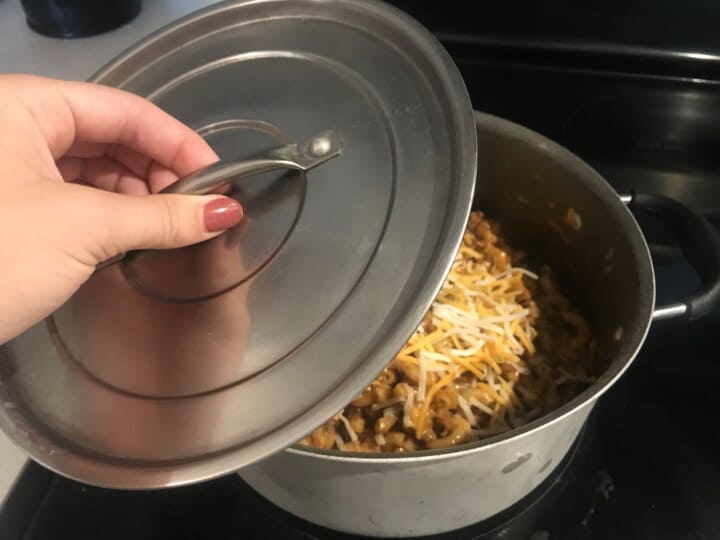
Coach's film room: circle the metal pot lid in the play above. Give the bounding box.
[0,0,476,488]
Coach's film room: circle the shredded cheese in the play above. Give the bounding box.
[370,396,406,411]
[334,434,346,451]
[403,387,415,428]
[457,394,477,426]
[415,369,458,439]
[337,413,359,444]
[302,211,596,453]
[417,356,427,402]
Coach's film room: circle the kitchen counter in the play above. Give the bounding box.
[0,0,221,505]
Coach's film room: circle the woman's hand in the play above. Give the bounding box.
[0,74,243,344]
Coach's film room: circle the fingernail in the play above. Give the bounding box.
[204,197,243,232]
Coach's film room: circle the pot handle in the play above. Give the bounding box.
[623,192,720,321]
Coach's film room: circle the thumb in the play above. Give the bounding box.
[97,192,243,255]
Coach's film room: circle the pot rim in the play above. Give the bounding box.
[285,110,656,464]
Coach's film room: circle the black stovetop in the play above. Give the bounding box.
[3,12,720,540]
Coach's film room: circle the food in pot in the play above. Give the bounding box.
[300,211,595,453]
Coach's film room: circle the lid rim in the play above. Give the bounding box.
[1,0,478,489]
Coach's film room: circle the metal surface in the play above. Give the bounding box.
[239,111,658,537]
[161,130,341,196]
[241,406,592,537]
[651,302,689,319]
[96,129,341,272]
[0,0,476,488]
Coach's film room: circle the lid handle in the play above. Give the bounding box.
[162,129,341,195]
[96,129,341,270]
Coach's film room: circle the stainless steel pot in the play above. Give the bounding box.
[238,111,720,537]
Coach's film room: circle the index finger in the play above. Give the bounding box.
[22,76,218,176]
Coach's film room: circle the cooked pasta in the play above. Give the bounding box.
[300,211,595,453]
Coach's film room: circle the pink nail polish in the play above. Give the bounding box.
[204,197,243,232]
